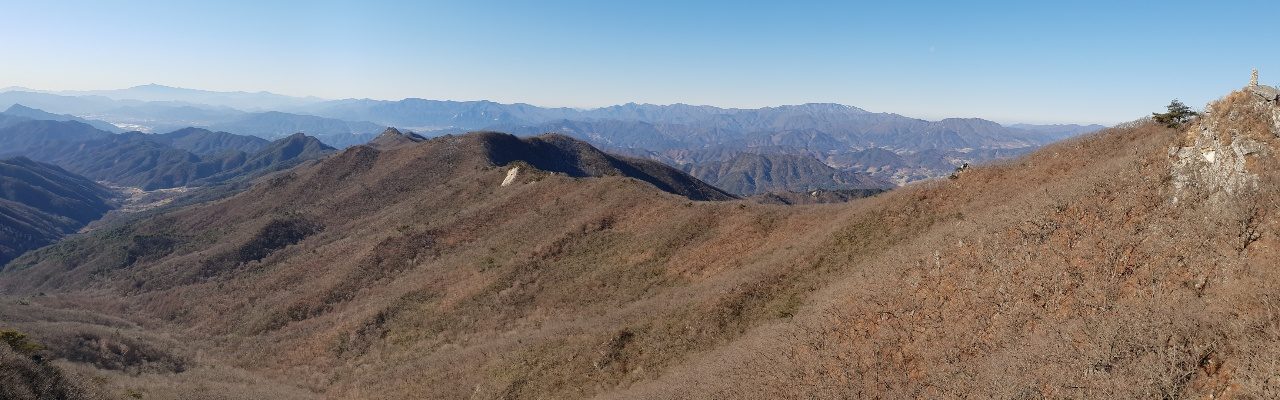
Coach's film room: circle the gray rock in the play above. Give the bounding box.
[1249,84,1280,102]
[1170,86,1280,205]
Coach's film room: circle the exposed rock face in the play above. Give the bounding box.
[1170,86,1280,203]
[501,166,520,186]
[1249,84,1280,103]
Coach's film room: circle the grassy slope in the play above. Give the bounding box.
[2,91,1279,398]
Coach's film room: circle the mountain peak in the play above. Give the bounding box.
[369,127,427,148]
[459,131,734,201]
[124,83,187,92]
[4,103,38,113]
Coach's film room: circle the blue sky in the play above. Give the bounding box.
[1,0,1276,124]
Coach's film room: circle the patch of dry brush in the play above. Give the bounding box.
[4,110,1280,399]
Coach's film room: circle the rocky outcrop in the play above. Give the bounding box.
[1170,85,1280,204]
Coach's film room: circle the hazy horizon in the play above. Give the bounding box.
[3,1,1278,125]
[0,82,1118,127]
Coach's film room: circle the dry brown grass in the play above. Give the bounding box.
[3,108,1280,399]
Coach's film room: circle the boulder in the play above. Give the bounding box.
[1248,84,1280,102]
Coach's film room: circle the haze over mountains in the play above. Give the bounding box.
[0,114,335,191]
[0,85,1103,190]
[10,0,1280,396]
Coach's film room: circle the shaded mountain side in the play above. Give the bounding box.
[682,152,892,196]
[3,104,123,133]
[0,113,32,129]
[152,127,272,155]
[0,120,335,190]
[0,120,111,156]
[317,132,384,149]
[490,119,692,150]
[0,158,115,224]
[198,133,335,184]
[0,157,115,265]
[600,141,1037,188]
[476,132,735,201]
[35,133,228,190]
[0,343,103,400]
[4,88,1278,399]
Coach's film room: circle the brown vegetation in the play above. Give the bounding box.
[2,92,1279,399]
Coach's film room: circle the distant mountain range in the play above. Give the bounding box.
[0,92,385,143]
[24,84,322,112]
[0,113,334,190]
[681,153,891,196]
[0,85,1106,184]
[205,111,383,147]
[310,99,1103,150]
[312,99,1103,183]
[3,104,124,133]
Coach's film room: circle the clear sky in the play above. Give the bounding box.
[2,0,1276,124]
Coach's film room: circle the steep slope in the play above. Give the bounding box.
[0,120,111,157]
[153,127,272,155]
[198,133,336,184]
[682,152,892,195]
[480,132,735,201]
[0,157,115,265]
[2,86,1277,399]
[610,87,1280,398]
[0,340,102,400]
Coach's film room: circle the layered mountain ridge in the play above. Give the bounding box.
[0,114,335,190]
[2,84,1277,398]
[0,86,1103,184]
